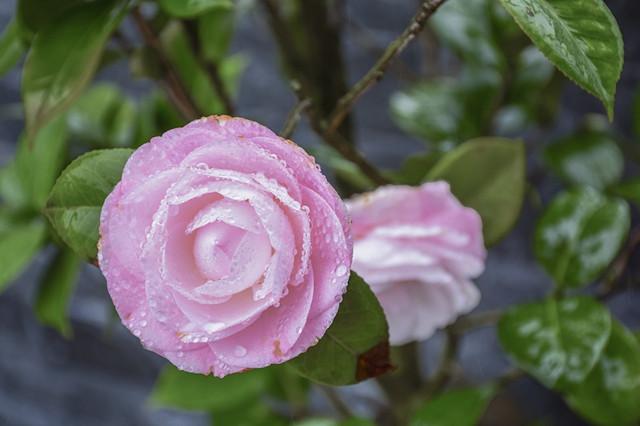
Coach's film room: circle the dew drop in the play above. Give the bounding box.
[204,322,226,334]
[335,264,348,277]
[133,329,141,337]
[177,351,184,358]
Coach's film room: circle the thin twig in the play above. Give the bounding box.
[319,386,354,420]
[131,8,200,120]
[450,309,503,335]
[281,98,311,139]
[290,82,390,186]
[325,0,447,135]
[183,21,236,115]
[597,226,640,300]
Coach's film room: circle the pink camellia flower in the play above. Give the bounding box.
[346,182,485,346]
[98,116,352,376]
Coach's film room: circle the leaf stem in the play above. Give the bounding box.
[290,81,390,186]
[131,8,200,121]
[422,328,459,398]
[325,0,448,136]
[281,97,311,139]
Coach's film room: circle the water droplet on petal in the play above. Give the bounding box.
[335,264,348,277]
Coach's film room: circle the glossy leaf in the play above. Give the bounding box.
[497,0,623,118]
[545,131,623,190]
[426,138,526,246]
[14,117,69,209]
[22,0,127,139]
[67,83,137,148]
[35,248,81,337]
[157,0,232,18]
[151,365,272,411]
[566,321,640,426]
[0,218,46,292]
[410,385,496,426]
[44,149,133,261]
[0,20,25,76]
[289,272,391,386]
[498,297,611,388]
[430,0,503,69]
[198,7,234,62]
[534,187,630,288]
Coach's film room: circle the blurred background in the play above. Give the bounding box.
[0,0,639,425]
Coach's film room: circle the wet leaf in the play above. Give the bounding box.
[497,0,623,118]
[534,187,630,288]
[44,149,133,261]
[289,272,391,386]
[545,131,623,190]
[566,321,640,425]
[498,297,611,388]
[426,138,526,246]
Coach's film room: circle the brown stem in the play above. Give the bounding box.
[183,21,236,115]
[450,309,503,335]
[326,0,448,135]
[290,81,390,186]
[597,226,640,300]
[131,8,200,120]
[281,97,311,139]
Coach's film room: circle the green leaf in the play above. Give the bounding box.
[67,83,137,148]
[0,20,25,76]
[16,0,88,37]
[545,131,623,190]
[497,0,623,119]
[426,138,526,246]
[0,218,46,292]
[289,272,391,386]
[35,248,81,337]
[388,152,444,186]
[410,385,496,426]
[134,91,183,148]
[566,321,640,426]
[157,0,232,18]
[534,187,630,288]
[389,79,468,146]
[44,148,133,261]
[198,7,234,62]
[15,116,69,209]
[498,297,611,389]
[22,0,127,139]
[151,365,271,411]
[210,401,287,426]
[610,179,640,207]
